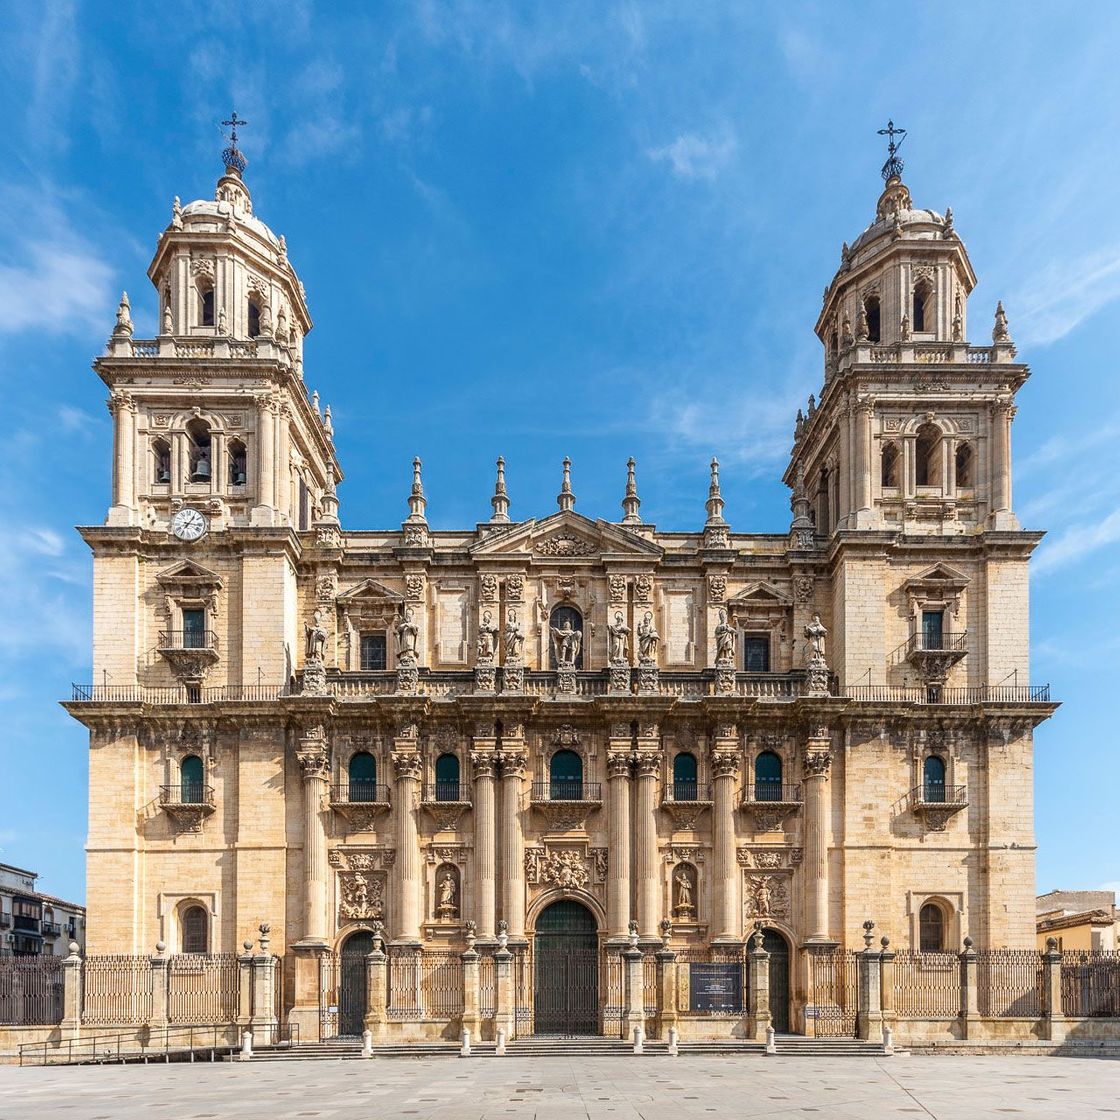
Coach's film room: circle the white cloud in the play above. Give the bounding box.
[647,131,737,181]
[1032,506,1120,577]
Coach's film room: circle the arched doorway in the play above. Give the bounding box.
[761,928,791,1032]
[533,899,598,1035]
[338,930,374,1036]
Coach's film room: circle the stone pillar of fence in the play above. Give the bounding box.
[747,927,772,1043]
[364,929,389,1043]
[61,940,83,1039]
[878,937,896,1034]
[1041,936,1065,1042]
[856,922,883,1041]
[958,936,980,1039]
[623,924,645,1042]
[150,941,170,1030]
[493,923,515,1042]
[250,925,279,1036]
[655,922,678,1040]
[461,923,481,1041]
[237,940,255,1026]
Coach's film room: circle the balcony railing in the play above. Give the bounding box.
[0,914,11,929]
[421,782,471,804]
[160,784,215,808]
[742,783,803,805]
[70,684,288,703]
[841,684,1052,705]
[910,783,967,807]
[158,630,219,651]
[40,922,62,938]
[330,783,391,806]
[906,631,967,654]
[661,781,713,803]
[531,781,602,803]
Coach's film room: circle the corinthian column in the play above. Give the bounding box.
[710,735,741,943]
[854,397,874,524]
[500,737,528,941]
[470,730,498,940]
[296,726,331,942]
[802,730,833,942]
[606,737,633,941]
[634,740,661,940]
[391,731,423,943]
[990,394,1017,526]
[109,392,136,518]
[253,393,277,524]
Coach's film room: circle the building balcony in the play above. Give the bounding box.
[40,921,62,938]
[530,781,603,832]
[903,630,968,683]
[329,782,391,832]
[156,630,220,683]
[740,784,803,831]
[420,783,472,831]
[660,782,713,829]
[0,914,10,929]
[908,784,968,832]
[159,783,216,832]
[840,683,1053,706]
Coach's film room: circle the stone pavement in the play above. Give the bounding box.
[1,1055,1117,1119]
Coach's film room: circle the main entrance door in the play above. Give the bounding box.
[762,929,791,1032]
[533,900,599,1035]
[338,931,374,1036]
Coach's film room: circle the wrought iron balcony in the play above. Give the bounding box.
[420,782,472,831]
[661,781,713,829]
[904,629,968,684]
[531,781,602,803]
[740,783,803,832]
[158,783,216,832]
[158,629,219,652]
[0,914,10,929]
[40,922,62,938]
[530,781,602,832]
[329,783,391,831]
[840,683,1052,705]
[908,783,968,832]
[156,630,220,684]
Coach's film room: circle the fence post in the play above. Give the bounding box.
[958,936,979,1039]
[655,920,678,1041]
[622,929,645,1045]
[747,927,772,1043]
[364,928,388,1044]
[150,941,170,1030]
[250,925,278,1038]
[461,921,481,1042]
[878,937,896,1039]
[856,922,883,1041]
[1041,937,1065,1042]
[493,922,515,1043]
[61,941,83,1040]
[237,940,255,1027]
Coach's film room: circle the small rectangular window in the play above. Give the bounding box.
[360,633,387,671]
[182,609,206,649]
[742,633,771,673]
[922,610,944,651]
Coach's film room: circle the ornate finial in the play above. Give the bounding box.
[465,919,477,952]
[406,456,428,524]
[621,457,641,525]
[113,291,133,338]
[490,456,510,523]
[311,389,321,416]
[171,196,183,230]
[323,404,333,439]
[877,119,906,181]
[881,936,890,950]
[557,456,575,513]
[863,919,875,949]
[221,110,249,176]
[704,457,725,526]
[497,918,509,950]
[659,918,673,950]
[258,922,271,953]
[963,935,973,950]
[992,300,1011,344]
[943,206,955,239]
[627,918,639,950]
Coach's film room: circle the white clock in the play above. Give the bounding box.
[170,508,208,542]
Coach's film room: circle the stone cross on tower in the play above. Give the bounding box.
[876,119,906,181]
[221,111,249,175]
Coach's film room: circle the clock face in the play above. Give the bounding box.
[170,508,208,542]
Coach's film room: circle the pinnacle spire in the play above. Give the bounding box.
[557,457,575,513]
[621,457,641,524]
[490,456,510,523]
[705,457,725,526]
[113,291,133,338]
[992,300,1012,344]
[405,457,428,524]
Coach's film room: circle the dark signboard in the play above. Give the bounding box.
[689,962,742,1013]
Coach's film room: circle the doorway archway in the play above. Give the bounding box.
[761,928,791,1032]
[338,930,374,1036]
[533,899,598,1035]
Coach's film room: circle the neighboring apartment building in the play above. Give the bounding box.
[1037,890,1119,952]
[0,863,86,957]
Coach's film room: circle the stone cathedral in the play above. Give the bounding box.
[69,128,1056,1040]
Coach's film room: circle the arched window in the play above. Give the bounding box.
[228,439,247,487]
[915,423,942,488]
[199,287,215,328]
[548,605,584,670]
[865,295,881,343]
[186,418,212,484]
[755,751,783,802]
[180,755,204,804]
[919,901,946,952]
[923,756,946,803]
[912,280,933,333]
[955,442,973,488]
[881,442,900,488]
[181,904,208,954]
[672,752,698,801]
[549,749,583,800]
[247,298,261,339]
[435,753,460,802]
[153,439,171,485]
[348,751,377,802]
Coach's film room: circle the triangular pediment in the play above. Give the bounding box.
[903,564,970,593]
[470,511,662,560]
[728,581,791,608]
[156,559,222,589]
[336,578,404,604]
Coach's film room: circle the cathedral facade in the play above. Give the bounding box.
[69,135,1056,1039]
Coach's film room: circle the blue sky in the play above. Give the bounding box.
[0,1,1117,907]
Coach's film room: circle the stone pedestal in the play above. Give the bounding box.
[856,943,883,1041]
[61,942,83,1039]
[364,944,389,1042]
[623,947,645,1041]
[461,948,481,1040]
[655,947,678,1039]
[494,943,515,1042]
[958,938,981,1039]
[1041,937,1065,1042]
[149,947,170,1030]
[747,936,772,1042]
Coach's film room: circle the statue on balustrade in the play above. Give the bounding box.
[504,610,524,660]
[608,611,630,663]
[550,618,582,668]
[715,609,737,666]
[396,606,419,663]
[305,609,328,661]
[637,611,660,663]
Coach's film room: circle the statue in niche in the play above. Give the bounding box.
[550,618,582,668]
[714,609,737,666]
[395,606,419,663]
[435,867,458,919]
[217,306,228,335]
[477,610,499,662]
[637,611,660,662]
[304,609,327,661]
[804,613,828,662]
[504,610,524,660]
[752,875,774,917]
[674,865,696,919]
[608,611,630,663]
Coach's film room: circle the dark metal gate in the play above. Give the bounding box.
[338,932,374,1036]
[533,900,599,1035]
[762,930,791,1032]
[806,948,859,1037]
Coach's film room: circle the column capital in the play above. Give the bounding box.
[469,750,498,779]
[391,750,423,782]
[296,742,330,781]
[803,749,832,778]
[634,752,661,779]
[607,751,634,779]
[499,750,528,778]
[710,750,740,779]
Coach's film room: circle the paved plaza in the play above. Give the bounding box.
[1,1056,1116,1119]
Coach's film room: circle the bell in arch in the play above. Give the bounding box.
[193,456,212,483]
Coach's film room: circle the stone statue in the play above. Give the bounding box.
[550,619,582,667]
[674,867,695,917]
[304,609,327,661]
[637,611,659,662]
[476,610,499,661]
[504,610,524,660]
[715,608,737,666]
[608,611,630,663]
[804,613,828,662]
[162,304,173,335]
[260,301,273,335]
[436,869,458,918]
[217,306,228,335]
[396,606,419,662]
[752,876,774,917]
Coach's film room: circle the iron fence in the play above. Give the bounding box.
[167,953,240,1025]
[1061,951,1120,1017]
[420,950,463,1019]
[0,956,64,1025]
[81,955,154,1025]
[387,946,424,1020]
[976,949,1042,1018]
[479,950,496,1018]
[677,945,746,1018]
[892,950,958,1018]
[806,948,859,1037]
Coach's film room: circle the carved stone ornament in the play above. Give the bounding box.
[552,724,581,747]
[404,574,425,601]
[422,801,470,833]
[590,847,608,881]
[744,874,789,920]
[479,574,498,602]
[663,797,711,832]
[672,864,697,920]
[608,575,627,603]
[536,533,596,557]
[329,847,396,871]
[469,750,498,779]
[316,572,338,603]
[707,575,727,603]
[794,575,813,604]
[525,846,590,889]
[710,750,740,779]
[338,870,386,923]
[803,749,832,778]
[634,575,653,603]
[505,575,524,602]
[392,751,423,782]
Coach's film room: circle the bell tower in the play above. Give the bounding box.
[786,122,1026,536]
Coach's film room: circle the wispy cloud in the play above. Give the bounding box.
[1032,506,1120,577]
[647,131,737,181]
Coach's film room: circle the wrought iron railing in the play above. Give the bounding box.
[70,684,287,703]
[976,949,1042,1017]
[892,950,959,1018]
[167,953,240,1025]
[909,783,967,806]
[330,783,391,805]
[421,782,470,803]
[157,629,219,651]
[743,783,803,804]
[661,780,713,803]
[841,684,1052,705]
[0,956,63,1025]
[530,781,602,802]
[159,784,215,808]
[906,630,967,654]
[1061,951,1120,1017]
[17,1021,262,1066]
[40,921,62,937]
